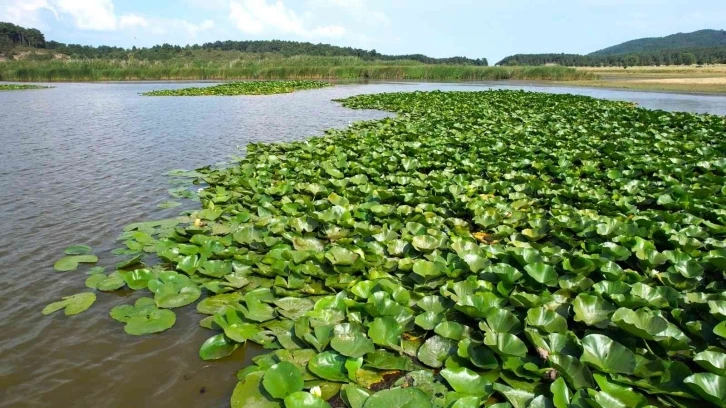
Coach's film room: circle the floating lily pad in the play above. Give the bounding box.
[42,292,96,316]
[54,255,98,271]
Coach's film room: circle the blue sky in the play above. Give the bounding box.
[1,0,724,63]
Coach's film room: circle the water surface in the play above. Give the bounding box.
[1,82,724,408]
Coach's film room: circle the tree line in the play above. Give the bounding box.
[0,22,45,53]
[1,22,488,66]
[497,47,726,67]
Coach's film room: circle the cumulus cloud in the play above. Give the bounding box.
[55,0,117,30]
[0,0,116,30]
[307,0,389,27]
[229,0,345,37]
[119,14,149,29]
[0,0,57,28]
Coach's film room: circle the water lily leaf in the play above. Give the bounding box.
[440,366,492,397]
[215,308,261,342]
[417,335,457,368]
[581,334,636,375]
[611,308,668,340]
[231,371,280,408]
[550,377,572,408]
[309,351,348,382]
[412,259,443,279]
[292,236,325,252]
[326,247,358,266]
[118,268,155,290]
[54,255,98,271]
[572,293,616,328]
[694,351,726,376]
[492,382,534,408]
[89,272,126,291]
[592,373,648,408]
[263,361,304,399]
[42,292,96,316]
[65,245,93,255]
[550,354,595,389]
[684,372,726,407]
[435,321,468,340]
[484,332,528,357]
[526,307,567,334]
[116,254,142,269]
[110,297,176,335]
[368,316,403,348]
[341,384,371,408]
[147,271,201,308]
[715,321,726,338]
[330,324,375,358]
[197,292,245,315]
[524,263,558,286]
[362,387,432,408]
[200,333,239,360]
[450,396,481,408]
[275,297,315,320]
[284,392,330,408]
[411,235,440,252]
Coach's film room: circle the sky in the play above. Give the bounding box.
[1,0,725,64]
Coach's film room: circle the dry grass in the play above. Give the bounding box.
[565,64,726,94]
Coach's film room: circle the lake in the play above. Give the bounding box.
[1,81,724,408]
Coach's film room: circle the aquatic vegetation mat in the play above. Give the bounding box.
[46,90,726,407]
[142,80,331,96]
[0,84,52,91]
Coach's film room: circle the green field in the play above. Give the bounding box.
[44,90,726,407]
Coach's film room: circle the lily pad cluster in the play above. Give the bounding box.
[48,90,726,407]
[54,245,99,272]
[141,80,330,96]
[0,84,52,91]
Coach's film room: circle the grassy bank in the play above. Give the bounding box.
[0,59,594,82]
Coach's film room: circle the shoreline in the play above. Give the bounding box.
[2,77,726,96]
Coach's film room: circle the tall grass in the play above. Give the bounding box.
[0,59,595,82]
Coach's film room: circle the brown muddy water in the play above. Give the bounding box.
[1,81,725,408]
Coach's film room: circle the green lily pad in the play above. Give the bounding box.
[362,387,432,408]
[53,255,98,271]
[263,361,304,399]
[110,297,176,335]
[42,292,96,316]
[147,271,201,308]
[65,245,93,255]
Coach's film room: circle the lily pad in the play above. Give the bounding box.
[54,255,98,271]
[42,292,96,316]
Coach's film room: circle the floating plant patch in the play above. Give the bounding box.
[44,90,726,407]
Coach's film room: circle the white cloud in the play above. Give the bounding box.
[311,25,345,37]
[55,0,117,31]
[176,18,215,36]
[119,14,149,29]
[307,0,389,26]
[0,0,116,30]
[0,0,57,28]
[229,0,345,37]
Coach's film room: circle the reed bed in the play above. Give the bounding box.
[0,59,594,82]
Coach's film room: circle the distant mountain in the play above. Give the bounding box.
[589,29,726,56]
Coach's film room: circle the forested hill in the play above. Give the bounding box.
[496,29,726,67]
[0,21,488,66]
[589,29,726,56]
